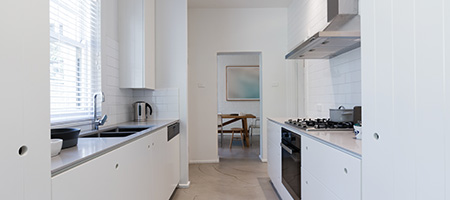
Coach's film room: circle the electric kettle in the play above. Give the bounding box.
[133,101,153,122]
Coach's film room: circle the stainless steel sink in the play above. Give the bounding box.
[81,126,154,138]
[103,127,149,133]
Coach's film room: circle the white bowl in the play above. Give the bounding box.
[51,139,63,157]
[353,125,362,140]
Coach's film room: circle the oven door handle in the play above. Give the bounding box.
[280,143,293,155]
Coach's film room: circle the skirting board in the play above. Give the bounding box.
[189,159,220,164]
[259,155,267,162]
[177,181,191,189]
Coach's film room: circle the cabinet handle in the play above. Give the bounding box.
[115,163,119,169]
[280,143,293,154]
[305,146,309,150]
[305,180,309,185]
[18,145,28,156]
[344,168,348,174]
[374,133,380,140]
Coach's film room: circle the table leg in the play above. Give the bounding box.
[220,118,223,147]
[242,118,250,147]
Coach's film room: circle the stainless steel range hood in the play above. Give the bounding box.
[286,0,360,59]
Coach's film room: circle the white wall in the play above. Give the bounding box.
[361,0,450,199]
[287,0,361,119]
[217,53,260,125]
[188,8,287,163]
[153,0,189,186]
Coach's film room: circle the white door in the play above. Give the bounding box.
[0,1,50,199]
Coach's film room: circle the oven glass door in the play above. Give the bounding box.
[281,131,301,200]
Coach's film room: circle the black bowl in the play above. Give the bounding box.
[51,128,81,149]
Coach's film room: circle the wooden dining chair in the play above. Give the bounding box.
[230,127,245,149]
[249,117,260,146]
[217,115,224,147]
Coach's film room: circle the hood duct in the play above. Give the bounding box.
[286,0,360,59]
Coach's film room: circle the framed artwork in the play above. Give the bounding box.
[226,65,260,101]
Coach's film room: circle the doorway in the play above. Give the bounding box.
[216,52,262,159]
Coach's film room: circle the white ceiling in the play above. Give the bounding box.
[188,0,293,9]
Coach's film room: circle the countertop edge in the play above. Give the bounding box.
[51,119,179,177]
[268,118,361,159]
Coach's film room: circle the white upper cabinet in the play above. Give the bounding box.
[119,0,155,89]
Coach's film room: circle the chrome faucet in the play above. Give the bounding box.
[93,92,107,130]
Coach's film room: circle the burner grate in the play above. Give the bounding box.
[285,118,354,131]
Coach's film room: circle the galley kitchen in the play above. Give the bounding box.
[3,0,450,200]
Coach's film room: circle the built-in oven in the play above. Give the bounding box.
[281,128,301,200]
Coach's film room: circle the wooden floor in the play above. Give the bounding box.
[170,135,280,200]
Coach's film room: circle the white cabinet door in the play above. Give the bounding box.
[52,135,153,200]
[148,127,169,200]
[302,136,361,200]
[167,134,180,193]
[115,136,152,200]
[0,1,50,199]
[118,0,155,89]
[148,127,179,200]
[302,168,341,200]
[52,148,121,200]
[267,121,281,184]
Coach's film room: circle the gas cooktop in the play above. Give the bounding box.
[285,118,354,131]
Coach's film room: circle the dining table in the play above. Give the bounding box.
[218,114,256,147]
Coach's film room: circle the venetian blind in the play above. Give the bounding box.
[50,0,101,124]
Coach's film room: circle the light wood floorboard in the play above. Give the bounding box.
[171,135,280,200]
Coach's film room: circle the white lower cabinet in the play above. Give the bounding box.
[52,126,179,200]
[148,127,168,200]
[166,135,180,194]
[267,121,281,186]
[302,136,361,200]
[267,120,361,200]
[52,139,146,200]
[302,168,340,200]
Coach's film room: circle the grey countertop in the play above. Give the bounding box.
[51,119,179,176]
[268,118,361,159]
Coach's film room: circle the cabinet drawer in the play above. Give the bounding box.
[302,136,361,200]
[302,168,341,200]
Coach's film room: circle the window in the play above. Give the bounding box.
[50,0,101,124]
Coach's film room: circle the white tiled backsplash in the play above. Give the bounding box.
[133,88,179,120]
[305,48,361,118]
[101,36,134,125]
